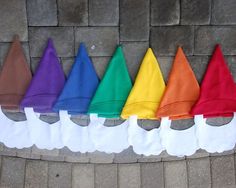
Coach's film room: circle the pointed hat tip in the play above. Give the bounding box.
[76,42,88,57]
[13,34,20,41]
[47,38,54,47]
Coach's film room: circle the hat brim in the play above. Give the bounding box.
[191,99,236,118]
[0,94,24,110]
[121,101,160,120]
[88,100,126,118]
[156,101,195,120]
[53,97,91,114]
[20,94,58,113]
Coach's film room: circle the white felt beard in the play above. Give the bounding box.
[194,114,236,153]
[160,117,199,157]
[59,110,95,153]
[128,115,163,156]
[0,106,32,149]
[88,114,129,153]
[24,107,63,150]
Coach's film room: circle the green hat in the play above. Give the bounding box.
[88,46,132,118]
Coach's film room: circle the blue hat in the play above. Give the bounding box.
[53,43,99,114]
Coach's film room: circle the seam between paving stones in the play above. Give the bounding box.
[0,157,2,183]
[209,156,213,188]
[23,158,26,188]
[163,161,167,188]
[186,158,190,188]
[234,153,236,187]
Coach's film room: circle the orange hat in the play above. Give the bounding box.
[0,35,32,110]
[156,47,200,120]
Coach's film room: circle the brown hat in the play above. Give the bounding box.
[0,35,32,110]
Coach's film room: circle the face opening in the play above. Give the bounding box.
[170,118,195,130]
[206,116,233,126]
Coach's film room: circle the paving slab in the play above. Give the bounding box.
[0,157,25,188]
[0,0,28,41]
[95,164,117,188]
[25,160,48,188]
[58,0,88,26]
[48,162,72,188]
[72,164,94,188]
[27,0,58,26]
[89,0,119,26]
[118,164,141,188]
[141,162,164,188]
[151,0,180,26]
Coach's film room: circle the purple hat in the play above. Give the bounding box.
[20,39,65,113]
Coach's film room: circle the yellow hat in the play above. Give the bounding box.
[121,48,166,119]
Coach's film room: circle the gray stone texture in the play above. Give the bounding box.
[141,119,160,130]
[48,162,72,188]
[187,149,209,159]
[141,163,164,188]
[181,0,211,25]
[27,0,58,26]
[61,57,74,77]
[187,158,211,188]
[95,164,117,188]
[226,56,236,81]
[0,146,17,156]
[114,146,140,163]
[91,57,110,79]
[195,26,236,55]
[30,57,40,74]
[151,26,194,56]
[121,42,149,81]
[89,151,114,163]
[72,164,94,188]
[188,56,209,83]
[164,160,187,188]
[60,147,89,163]
[89,0,119,26]
[16,147,32,158]
[58,0,88,26]
[120,0,149,41]
[138,155,162,163]
[119,164,141,188]
[75,27,119,56]
[25,160,48,188]
[31,145,59,157]
[0,0,28,41]
[158,56,173,82]
[151,0,180,26]
[0,157,25,188]
[29,27,74,57]
[211,155,235,188]
[212,0,236,25]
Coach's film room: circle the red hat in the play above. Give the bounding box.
[191,44,236,118]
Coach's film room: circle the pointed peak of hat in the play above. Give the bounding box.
[76,43,88,59]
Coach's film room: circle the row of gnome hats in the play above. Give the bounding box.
[0,34,235,157]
